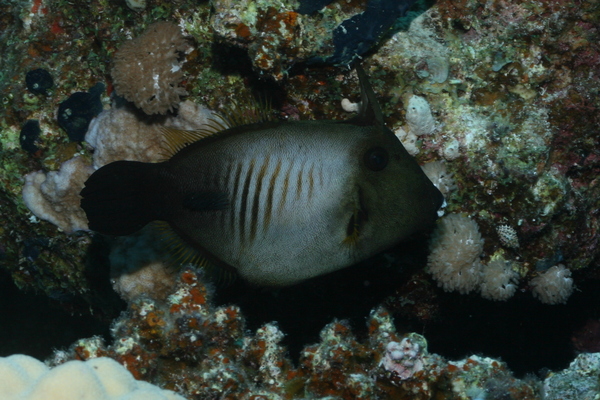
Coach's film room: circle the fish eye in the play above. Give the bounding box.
[364,147,389,171]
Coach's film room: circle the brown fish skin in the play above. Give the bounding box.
[80,67,444,286]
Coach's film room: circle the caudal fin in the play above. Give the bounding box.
[80,160,165,235]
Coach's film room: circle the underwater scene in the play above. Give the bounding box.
[1,0,600,398]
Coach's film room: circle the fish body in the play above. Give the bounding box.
[81,67,444,286]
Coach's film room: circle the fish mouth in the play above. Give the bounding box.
[343,187,368,246]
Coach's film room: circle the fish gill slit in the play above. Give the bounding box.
[250,156,269,242]
[239,159,255,244]
[265,158,282,232]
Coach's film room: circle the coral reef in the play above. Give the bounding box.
[0,354,186,399]
[529,264,574,305]
[421,160,456,197]
[405,95,436,137]
[49,268,543,400]
[479,257,519,301]
[22,156,94,233]
[210,0,428,79]
[112,22,190,115]
[109,226,177,302]
[543,352,600,400]
[0,0,599,398]
[427,213,485,294]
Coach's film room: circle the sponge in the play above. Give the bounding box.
[0,355,186,400]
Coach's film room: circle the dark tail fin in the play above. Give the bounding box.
[80,160,165,235]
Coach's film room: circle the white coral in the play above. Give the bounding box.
[405,95,435,136]
[480,258,519,301]
[0,354,186,400]
[394,126,419,156]
[22,156,94,233]
[421,161,457,196]
[530,264,573,305]
[427,213,484,294]
[85,101,218,168]
[381,333,427,380]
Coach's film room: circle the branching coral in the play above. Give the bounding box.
[111,22,190,115]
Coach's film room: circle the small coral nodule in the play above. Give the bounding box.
[111,21,189,115]
[480,258,519,301]
[427,213,484,295]
[530,264,574,305]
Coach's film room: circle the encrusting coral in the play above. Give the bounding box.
[22,156,94,233]
[86,101,219,168]
[405,95,436,137]
[111,21,190,115]
[0,354,186,400]
[21,101,218,234]
[109,226,178,302]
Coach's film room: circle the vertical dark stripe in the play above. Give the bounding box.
[250,156,269,241]
[220,162,234,227]
[296,160,305,199]
[239,160,255,243]
[265,159,282,231]
[308,163,315,200]
[279,161,294,214]
[230,163,243,236]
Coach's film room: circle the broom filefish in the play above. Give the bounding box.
[80,66,444,286]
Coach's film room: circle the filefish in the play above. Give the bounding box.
[80,66,444,286]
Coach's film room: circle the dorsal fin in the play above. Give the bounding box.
[347,64,385,127]
[160,121,225,160]
[159,99,276,160]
